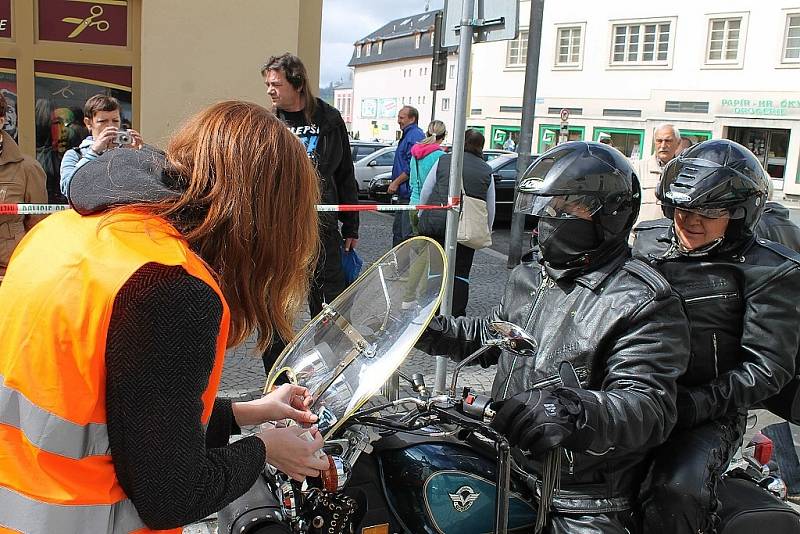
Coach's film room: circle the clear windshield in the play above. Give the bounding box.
[266,237,446,438]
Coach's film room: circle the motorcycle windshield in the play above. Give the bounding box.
[266,237,446,437]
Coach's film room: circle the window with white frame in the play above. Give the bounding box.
[555,25,583,67]
[356,45,361,58]
[448,64,456,78]
[441,98,450,111]
[507,29,529,66]
[611,19,674,66]
[706,16,744,64]
[377,41,383,54]
[784,13,800,63]
[415,33,421,49]
[365,43,371,57]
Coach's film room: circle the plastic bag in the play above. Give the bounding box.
[341,246,363,285]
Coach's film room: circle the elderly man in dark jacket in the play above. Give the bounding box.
[418,141,690,534]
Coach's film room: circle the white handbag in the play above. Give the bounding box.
[457,192,492,249]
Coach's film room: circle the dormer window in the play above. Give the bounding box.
[377,40,383,54]
[356,44,361,58]
[365,42,371,56]
[415,33,421,49]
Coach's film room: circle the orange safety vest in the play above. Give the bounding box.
[0,209,230,533]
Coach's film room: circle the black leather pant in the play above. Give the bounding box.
[640,412,746,534]
[548,510,638,534]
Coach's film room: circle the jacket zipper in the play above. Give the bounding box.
[712,332,719,377]
[683,292,738,304]
[502,270,550,398]
[564,449,575,475]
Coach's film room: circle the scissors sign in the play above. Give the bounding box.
[61,5,110,39]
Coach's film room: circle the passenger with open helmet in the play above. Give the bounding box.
[417,141,690,534]
[633,138,800,533]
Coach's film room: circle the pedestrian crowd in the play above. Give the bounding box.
[1,49,800,534]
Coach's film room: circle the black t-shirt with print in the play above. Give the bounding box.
[280,109,320,167]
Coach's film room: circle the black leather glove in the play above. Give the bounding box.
[490,388,584,455]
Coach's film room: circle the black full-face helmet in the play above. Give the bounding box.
[656,139,769,246]
[515,141,640,268]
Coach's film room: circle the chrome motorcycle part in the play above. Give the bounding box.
[488,320,538,357]
[319,455,352,493]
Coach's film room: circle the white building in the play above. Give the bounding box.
[467,0,800,195]
[348,10,458,142]
[332,79,354,132]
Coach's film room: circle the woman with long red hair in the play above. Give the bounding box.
[0,101,329,532]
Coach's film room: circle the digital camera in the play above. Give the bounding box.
[115,129,132,146]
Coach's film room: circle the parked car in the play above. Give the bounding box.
[490,153,540,221]
[354,146,396,197]
[350,140,390,163]
[368,171,393,204]
[370,152,537,215]
[440,145,513,162]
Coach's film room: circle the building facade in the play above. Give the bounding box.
[2,0,322,157]
[467,0,800,194]
[348,10,458,142]
[333,79,353,132]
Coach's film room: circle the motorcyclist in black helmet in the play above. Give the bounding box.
[633,138,800,534]
[418,141,690,534]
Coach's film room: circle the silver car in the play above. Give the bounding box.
[354,146,396,197]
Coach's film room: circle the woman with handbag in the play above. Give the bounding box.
[418,129,495,316]
[408,120,447,234]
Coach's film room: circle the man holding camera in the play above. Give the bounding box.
[59,94,143,197]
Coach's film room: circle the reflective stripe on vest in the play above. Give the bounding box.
[0,486,147,533]
[0,373,109,459]
[0,210,228,534]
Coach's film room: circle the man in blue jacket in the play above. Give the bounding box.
[387,106,424,246]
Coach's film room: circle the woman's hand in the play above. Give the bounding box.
[257,426,330,481]
[232,384,318,427]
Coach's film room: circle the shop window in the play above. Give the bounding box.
[679,130,712,148]
[0,59,18,143]
[783,13,800,63]
[507,29,529,67]
[705,15,747,67]
[538,124,584,153]
[34,61,132,202]
[610,18,675,67]
[555,24,584,69]
[492,126,521,151]
[468,126,485,136]
[728,127,790,179]
[593,128,643,159]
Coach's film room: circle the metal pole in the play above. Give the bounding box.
[434,0,475,394]
[507,0,545,268]
[431,89,437,122]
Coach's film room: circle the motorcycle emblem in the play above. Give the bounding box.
[448,485,480,512]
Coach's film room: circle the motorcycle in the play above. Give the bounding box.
[217,237,800,534]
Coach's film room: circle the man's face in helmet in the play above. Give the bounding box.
[673,208,730,250]
[654,126,680,165]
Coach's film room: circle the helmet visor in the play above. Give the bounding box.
[516,192,602,220]
[668,205,744,219]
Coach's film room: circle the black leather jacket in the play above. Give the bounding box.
[633,220,800,427]
[418,250,690,511]
[756,202,800,253]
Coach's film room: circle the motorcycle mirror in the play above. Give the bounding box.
[488,321,537,357]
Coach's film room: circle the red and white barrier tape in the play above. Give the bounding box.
[1,198,461,216]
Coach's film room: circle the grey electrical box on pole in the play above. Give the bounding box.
[434,0,519,394]
[506,0,545,269]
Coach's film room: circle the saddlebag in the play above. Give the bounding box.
[716,477,800,533]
